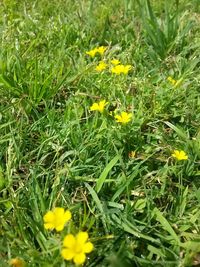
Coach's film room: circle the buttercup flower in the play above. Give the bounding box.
[115,112,132,124]
[90,100,108,113]
[61,231,94,265]
[172,150,188,160]
[43,207,71,231]
[167,76,182,87]
[86,46,107,57]
[111,64,132,75]
[110,59,121,65]
[95,61,107,72]
[86,48,98,58]
[96,46,107,55]
[9,258,25,267]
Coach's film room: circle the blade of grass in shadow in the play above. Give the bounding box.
[85,182,108,232]
[111,214,160,244]
[111,153,155,202]
[164,121,189,141]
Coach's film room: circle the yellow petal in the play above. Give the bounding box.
[86,49,97,58]
[55,224,65,232]
[179,150,188,159]
[83,242,94,253]
[63,234,76,248]
[61,248,75,260]
[53,207,64,217]
[44,223,54,230]
[96,46,107,55]
[172,150,179,157]
[111,59,120,65]
[64,210,72,222]
[76,232,88,245]
[73,253,86,265]
[114,115,121,121]
[90,103,99,111]
[43,211,54,223]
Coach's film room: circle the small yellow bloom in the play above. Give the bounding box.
[110,59,121,65]
[123,65,132,74]
[90,100,108,113]
[86,48,98,58]
[86,46,107,57]
[115,112,132,124]
[172,150,188,160]
[96,46,107,55]
[95,61,107,72]
[61,231,94,265]
[9,258,25,267]
[43,207,71,232]
[111,64,132,75]
[167,76,176,85]
[167,76,182,87]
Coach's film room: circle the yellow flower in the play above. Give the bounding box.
[90,100,108,113]
[43,207,71,231]
[172,150,188,160]
[61,231,94,265]
[123,65,132,74]
[9,258,25,267]
[86,48,98,58]
[115,112,132,124]
[111,65,123,74]
[110,59,121,65]
[167,76,182,87]
[96,46,107,55]
[86,46,107,57]
[95,61,107,72]
[111,64,132,75]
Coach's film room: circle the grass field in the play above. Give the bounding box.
[1,0,200,266]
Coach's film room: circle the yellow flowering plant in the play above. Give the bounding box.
[171,150,188,160]
[97,46,107,55]
[95,61,107,72]
[167,76,182,87]
[115,111,132,124]
[43,207,71,231]
[86,46,107,57]
[43,208,94,266]
[111,64,132,75]
[110,59,121,65]
[90,100,108,113]
[61,231,94,265]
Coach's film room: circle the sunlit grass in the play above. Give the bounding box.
[1,0,200,266]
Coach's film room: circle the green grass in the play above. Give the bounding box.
[1,0,200,266]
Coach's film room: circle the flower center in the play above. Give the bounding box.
[74,243,83,254]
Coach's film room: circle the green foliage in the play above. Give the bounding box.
[0,0,200,266]
[137,0,193,62]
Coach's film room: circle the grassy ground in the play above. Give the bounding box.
[1,0,200,266]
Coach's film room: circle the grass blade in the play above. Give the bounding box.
[153,207,180,245]
[96,154,120,193]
